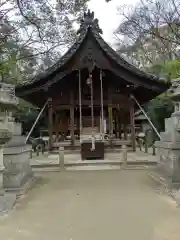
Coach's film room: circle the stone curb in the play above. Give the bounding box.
[31,161,157,169]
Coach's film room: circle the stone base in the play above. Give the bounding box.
[3,144,33,192]
[148,170,180,189]
[0,191,16,216]
[4,175,36,196]
[155,141,180,187]
[148,170,180,207]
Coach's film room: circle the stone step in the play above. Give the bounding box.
[81,127,99,134]
[31,160,157,169]
[50,147,133,154]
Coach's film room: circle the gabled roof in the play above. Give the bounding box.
[15,10,170,100]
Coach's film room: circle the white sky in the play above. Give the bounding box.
[88,0,138,45]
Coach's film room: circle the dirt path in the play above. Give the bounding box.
[0,170,180,240]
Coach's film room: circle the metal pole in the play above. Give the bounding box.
[131,94,162,140]
[25,100,48,143]
[100,69,104,138]
[78,70,82,140]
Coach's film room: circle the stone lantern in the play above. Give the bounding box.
[154,78,180,188]
[0,128,12,187]
[0,83,33,192]
[0,83,32,215]
[0,83,16,213]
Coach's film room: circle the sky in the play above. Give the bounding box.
[88,0,138,45]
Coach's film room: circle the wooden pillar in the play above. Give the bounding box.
[117,111,121,139]
[108,104,113,146]
[54,112,59,139]
[123,124,127,140]
[48,98,53,151]
[70,107,75,146]
[108,87,113,146]
[130,102,136,152]
[114,110,118,139]
[70,90,75,146]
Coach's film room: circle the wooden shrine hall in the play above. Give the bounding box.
[15,10,169,159]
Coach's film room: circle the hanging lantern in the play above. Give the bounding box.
[87,73,92,85]
[86,77,91,85]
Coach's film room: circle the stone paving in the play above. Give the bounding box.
[1,170,180,239]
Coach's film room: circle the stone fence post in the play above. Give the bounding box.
[59,147,65,170]
[152,144,156,156]
[0,147,4,189]
[122,145,127,169]
[144,139,148,153]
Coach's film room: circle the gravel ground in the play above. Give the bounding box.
[0,170,180,240]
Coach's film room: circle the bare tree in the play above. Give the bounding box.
[0,0,89,82]
[115,0,180,68]
[0,0,89,62]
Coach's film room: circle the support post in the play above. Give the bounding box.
[114,110,118,139]
[108,104,113,146]
[78,70,82,140]
[145,141,148,153]
[131,95,162,140]
[130,102,136,152]
[144,131,148,153]
[100,69,104,138]
[25,100,48,143]
[30,149,33,159]
[59,147,65,170]
[70,89,75,147]
[0,147,4,189]
[118,112,121,139]
[54,112,59,139]
[122,145,127,169]
[90,73,94,128]
[152,144,156,156]
[108,86,113,146]
[70,106,75,146]
[139,139,143,151]
[48,98,53,151]
[123,124,127,140]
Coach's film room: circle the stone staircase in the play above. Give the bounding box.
[80,127,102,142]
[81,127,99,135]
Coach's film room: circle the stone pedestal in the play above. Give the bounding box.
[3,134,33,193]
[0,83,33,194]
[0,148,4,189]
[0,127,16,215]
[155,111,180,188]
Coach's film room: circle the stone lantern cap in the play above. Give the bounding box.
[168,78,180,101]
[0,83,19,107]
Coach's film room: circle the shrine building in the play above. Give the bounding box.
[15,10,169,158]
